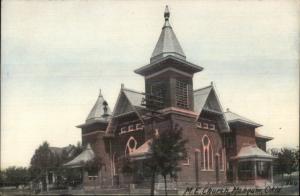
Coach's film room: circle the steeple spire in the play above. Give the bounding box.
[150,5,186,62]
[163,5,171,28]
[164,5,170,21]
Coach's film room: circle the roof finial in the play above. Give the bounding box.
[121,83,125,89]
[164,5,170,21]
[99,89,102,97]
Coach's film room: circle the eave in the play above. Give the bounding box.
[134,55,203,76]
[76,119,109,128]
[228,119,262,128]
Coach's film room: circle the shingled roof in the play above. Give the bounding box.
[64,144,95,168]
[225,110,262,128]
[193,85,213,114]
[85,90,111,124]
[255,131,273,141]
[231,145,275,160]
[122,88,145,109]
[135,6,202,76]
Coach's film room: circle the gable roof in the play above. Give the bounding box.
[193,85,212,114]
[150,6,186,62]
[225,110,262,128]
[106,87,146,134]
[193,83,230,133]
[122,88,145,109]
[112,87,146,117]
[49,145,75,158]
[86,90,111,124]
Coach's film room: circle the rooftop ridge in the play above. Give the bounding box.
[225,110,262,126]
[122,87,145,95]
[193,84,212,92]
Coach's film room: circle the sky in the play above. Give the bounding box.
[1,0,299,169]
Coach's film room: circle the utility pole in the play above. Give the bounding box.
[141,92,165,196]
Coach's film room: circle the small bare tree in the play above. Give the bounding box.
[150,124,187,196]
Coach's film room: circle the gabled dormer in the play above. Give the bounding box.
[193,83,230,133]
[134,6,203,111]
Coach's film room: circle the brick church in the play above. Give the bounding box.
[65,6,275,188]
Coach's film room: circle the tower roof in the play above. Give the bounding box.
[150,5,186,63]
[86,90,111,124]
[135,6,203,76]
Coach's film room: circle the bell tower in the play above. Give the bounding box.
[135,6,203,111]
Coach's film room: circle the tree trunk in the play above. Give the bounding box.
[150,168,156,196]
[164,175,167,196]
[45,169,49,192]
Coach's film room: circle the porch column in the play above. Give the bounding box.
[270,162,273,184]
[234,161,239,183]
[52,172,55,184]
[253,161,257,182]
[98,170,102,188]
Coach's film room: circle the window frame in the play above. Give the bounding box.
[128,124,135,132]
[125,136,137,156]
[201,135,214,171]
[175,79,189,109]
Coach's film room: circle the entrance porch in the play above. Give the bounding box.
[231,145,275,186]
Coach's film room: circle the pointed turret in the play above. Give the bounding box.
[86,89,111,123]
[151,5,186,62]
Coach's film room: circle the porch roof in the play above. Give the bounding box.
[231,145,275,160]
[255,131,273,141]
[63,144,95,168]
[129,139,152,160]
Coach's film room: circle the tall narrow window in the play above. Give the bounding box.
[176,80,189,109]
[202,135,214,170]
[150,82,164,108]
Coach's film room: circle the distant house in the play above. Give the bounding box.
[45,145,77,186]
[65,6,275,188]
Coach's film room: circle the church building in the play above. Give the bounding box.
[65,6,275,189]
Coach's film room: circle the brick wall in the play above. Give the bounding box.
[82,130,113,187]
[170,113,226,185]
[233,126,256,153]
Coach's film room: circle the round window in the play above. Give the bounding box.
[129,139,136,148]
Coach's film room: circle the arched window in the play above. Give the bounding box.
[202,135,214,170]
[125,136,137,156]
